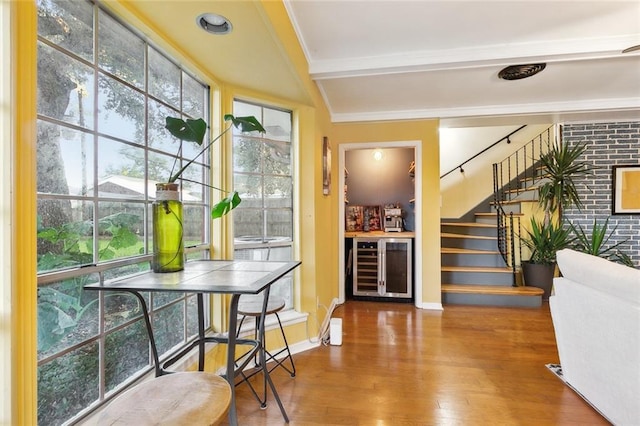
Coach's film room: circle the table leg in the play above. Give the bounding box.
[128,291,162,377]
[197,293,205,371]
[226,294,240,426]
[258,287,290,423]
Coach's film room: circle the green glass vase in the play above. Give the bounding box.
[152,183,184,273]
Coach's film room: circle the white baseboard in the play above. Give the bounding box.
[418,301,444,311]
[288,338,321,355]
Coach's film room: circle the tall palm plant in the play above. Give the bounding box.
[537,141,593,224]
[521,139,594,294]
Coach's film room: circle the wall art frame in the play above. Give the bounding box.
[323,136,332,195]
[612,164,640,215]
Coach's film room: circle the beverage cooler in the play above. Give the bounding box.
[353,237,412,299]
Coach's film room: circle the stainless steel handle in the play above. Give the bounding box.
[379,246,385,296]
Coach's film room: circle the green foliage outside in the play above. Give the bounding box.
[37,212,142,354]
[37,214,195,424]
[37,213,146,425]
[37,211,141,272]
[38,343,99,426]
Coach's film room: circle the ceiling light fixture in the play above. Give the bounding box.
[373,149,383,161]
[197,13,232,35]
[498,63,546,81]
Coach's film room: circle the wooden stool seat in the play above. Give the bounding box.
[97,372,231,426]
[238,295,286,317]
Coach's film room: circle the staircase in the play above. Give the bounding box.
[441,217,543,307]
[440,126,556,308]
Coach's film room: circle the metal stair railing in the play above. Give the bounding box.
[494,205,521,285]
[441,125,527,179]
[492,126,554,279]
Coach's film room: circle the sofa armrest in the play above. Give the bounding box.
[550,277,640,425]
[556,249,640,304]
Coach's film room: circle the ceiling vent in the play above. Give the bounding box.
[498,63,546,81]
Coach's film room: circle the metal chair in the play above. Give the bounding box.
[235,294,296,408]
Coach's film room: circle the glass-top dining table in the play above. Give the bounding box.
[85,259,301,426]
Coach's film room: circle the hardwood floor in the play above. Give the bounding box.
[226,301,609,425]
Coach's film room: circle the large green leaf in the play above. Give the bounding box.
[211,191,242,219]
[165,114,262,215]
[225,114,266,134]
[165,117,207,145]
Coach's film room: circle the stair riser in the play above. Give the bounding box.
[442,293,542,308]
[500,204,521,215]
[441,224,497,237]
[441,253,506,268]
[441,237,498,251]
[475,217,496,225]
[441,271,514,286]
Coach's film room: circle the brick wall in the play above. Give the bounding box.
[562,121,640,267]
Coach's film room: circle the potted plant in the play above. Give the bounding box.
[520,140,592,295]
[152,114,265,272]
[164,114,266,217]
[536,140,592,223]
[521,217,573,298]
[570,217,635,268]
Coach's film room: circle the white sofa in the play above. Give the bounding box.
[550,249,640,425]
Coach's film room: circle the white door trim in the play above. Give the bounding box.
[338,140,423,308]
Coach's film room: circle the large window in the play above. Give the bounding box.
[36,1,210,424]
[232,100,294,308]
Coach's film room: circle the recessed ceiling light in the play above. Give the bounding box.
[197,13,232,35]
[498,63,546,81]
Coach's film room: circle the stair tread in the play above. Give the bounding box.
[441,248,500,255]
[474,212,524,217]
[442,284,544,296]
[441,233,496,240]
[441,222,496,228]
[494,199,538,205]
[442,265,514,273]
[504,187,539,194]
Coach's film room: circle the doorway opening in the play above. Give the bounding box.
[338,140,423,307]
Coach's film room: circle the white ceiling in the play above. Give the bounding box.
[123,1,640,128]
[284,0,640,126]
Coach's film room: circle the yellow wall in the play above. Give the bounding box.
[8,1,39,424]
[1,1,12,422]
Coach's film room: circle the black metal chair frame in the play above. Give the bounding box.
[234,298,296,408]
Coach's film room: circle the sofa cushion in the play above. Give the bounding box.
[556,249,640,304]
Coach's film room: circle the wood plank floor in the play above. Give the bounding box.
[225,301,609,425]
